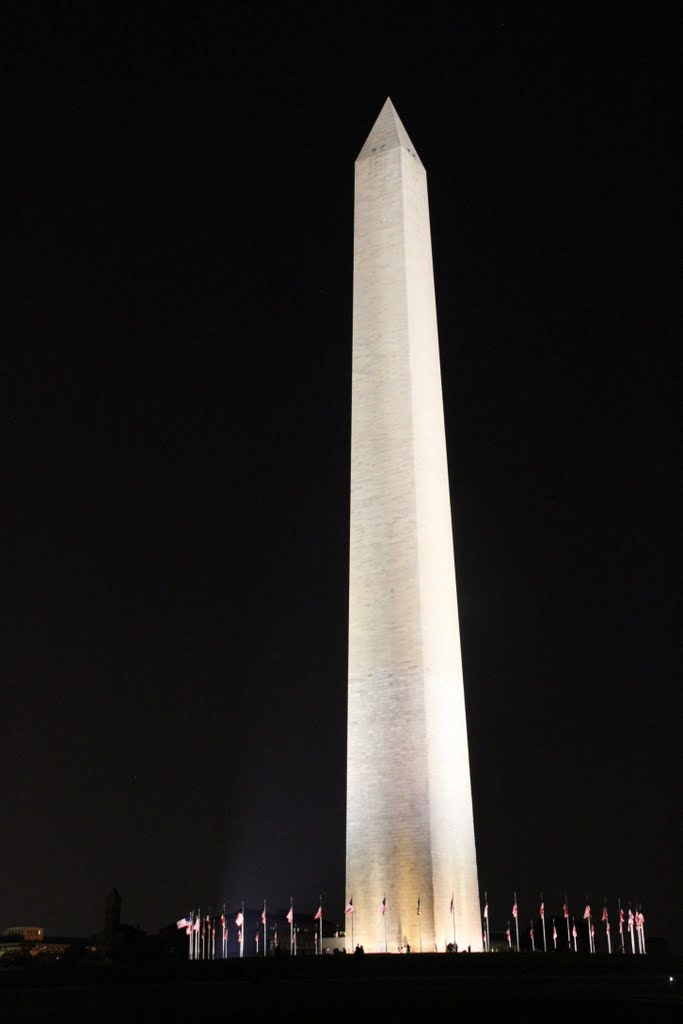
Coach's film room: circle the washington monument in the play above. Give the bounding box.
[345,98,482,954]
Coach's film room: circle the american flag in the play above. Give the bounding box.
[540,901,545,919]
[483,901,488,920]
[602,905,609,923]
[512,901,518,919]
[417,897,421,916]
[380,896,386,916]
[583,905,591,920]
[176,916,191,930]
[314,906,322,921]
[345,898,353,915]
[235,911,244,927]
[286,906,294,924]
[449,894,454,915]
[563,902,569,919]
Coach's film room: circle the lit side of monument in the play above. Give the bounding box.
[345,99,481,954]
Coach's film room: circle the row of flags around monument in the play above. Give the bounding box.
[176,897,325,959]
[482,891,647,954]
[345,890,647,955]
[177,891,647,957]
[352,889,645,947]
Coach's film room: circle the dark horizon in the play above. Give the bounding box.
[4,5,680,956]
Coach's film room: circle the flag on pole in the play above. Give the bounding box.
[314,906,322,921]
[416,897,420,916]
[602,904,609,924]
[450,894,454,914]
[512,900,518,918]
[506,926,511,947]
[286,906,294,924]
[619,908,624,932]
[483,900,488,920]
[177,916,192,930]
[583,905,591,920]
[380,896,386,916]
[345,898,353,915]
[563,902,569,919]
[540,900,545,920]
[261,908,266,924]
[553,923,558,942]
[235,911,244,927]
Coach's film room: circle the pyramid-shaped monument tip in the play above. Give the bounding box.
[357,98,422,165]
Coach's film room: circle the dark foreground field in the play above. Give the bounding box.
[1,952,680,1022]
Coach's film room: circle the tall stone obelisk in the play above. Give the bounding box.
[345,98,481,954]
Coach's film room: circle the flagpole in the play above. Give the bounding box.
[289,897,294,956]
[530,920,535,952]
[618,898,625,954]
[552,916,557,951]
[484,892,490,953]
[450,894,456,951]
[319,895,323,955]
[383,895,387,953]
[572,918,577,952]
[344,897,354,951]
[417,897,422,953]
[263,899,267,958]
[603,900,611,955]
[513,892,520,952]
[540,897,548,950]
[563,891,571,949]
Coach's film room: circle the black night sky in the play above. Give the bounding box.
[4,4,680,954]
